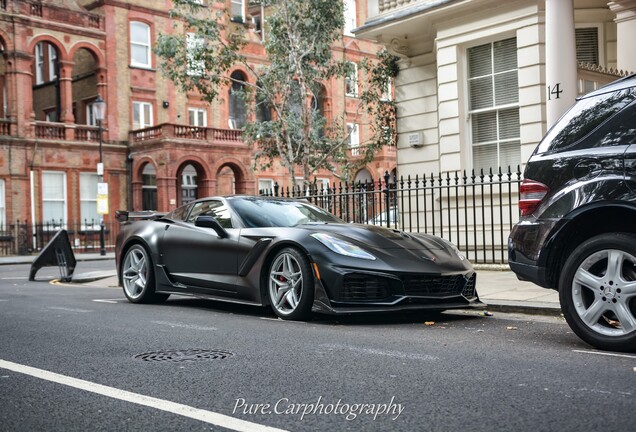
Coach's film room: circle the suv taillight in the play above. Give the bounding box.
[519,179,549,216]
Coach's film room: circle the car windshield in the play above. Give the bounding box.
[229,197,342,228]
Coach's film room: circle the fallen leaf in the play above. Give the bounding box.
[424,321,435,326]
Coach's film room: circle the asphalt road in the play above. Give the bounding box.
[1,262,635,432]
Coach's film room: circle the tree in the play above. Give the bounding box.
[156,0,397,189]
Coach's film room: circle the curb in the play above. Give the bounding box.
[482,300,563,317]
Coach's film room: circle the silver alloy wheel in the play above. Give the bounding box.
[572,249,636,337]
[123,247,149,300]
[269,252,304,315]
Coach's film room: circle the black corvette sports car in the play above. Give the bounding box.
[115,196,482,319]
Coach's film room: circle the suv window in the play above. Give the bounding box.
[536,88,636,154]
[187,200,233,228]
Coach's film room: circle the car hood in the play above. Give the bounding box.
[300,223,447,251]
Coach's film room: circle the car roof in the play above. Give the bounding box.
[579,73,636,100]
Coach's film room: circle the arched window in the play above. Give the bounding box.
[142,164,157,210]
[228,71,247,129]
[181,164,198,205]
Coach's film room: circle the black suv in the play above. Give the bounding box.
[509,74,636,352]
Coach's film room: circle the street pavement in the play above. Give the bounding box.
[0,251,562,316]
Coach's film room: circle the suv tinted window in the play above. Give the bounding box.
[536,88,636,154]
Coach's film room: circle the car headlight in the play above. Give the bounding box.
[310,233,376,260]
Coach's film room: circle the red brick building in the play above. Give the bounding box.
[0,0,395,232]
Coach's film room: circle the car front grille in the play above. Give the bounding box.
[340,274,392,301]
[402,274,475,298]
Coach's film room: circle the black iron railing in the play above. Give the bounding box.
[263,167,523,264]
[0,220,120,257]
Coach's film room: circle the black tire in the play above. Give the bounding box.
[121,244,169,304]
[267,247,314,320]
[559,233,636,352]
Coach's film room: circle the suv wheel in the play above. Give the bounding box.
[559,233,636,352]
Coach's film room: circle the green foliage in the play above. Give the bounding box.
[156,0,398,187]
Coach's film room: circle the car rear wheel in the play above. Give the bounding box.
[267,247,314,320]
[122,244,169,304]
[559,233,636,352]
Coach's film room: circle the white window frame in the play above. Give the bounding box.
[466,38,520,172]
[347,123,360,156]
[345,62,358,97]
[343,0,356,36]
[133,101,153,130]
[130,21,151,68]
[42,171,67,228]
[231,0,245,21]
[258,178,274,194]
[575,23,604,66]
[48,44,57,81]
[188,107,207,127]
[79,173,100,230]
[35,43,44,85]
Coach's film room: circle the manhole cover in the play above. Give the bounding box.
[133,349,234,363]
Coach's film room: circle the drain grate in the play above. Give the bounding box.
[133,349,234,363]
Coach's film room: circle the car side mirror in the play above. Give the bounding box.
[195,215,229,238]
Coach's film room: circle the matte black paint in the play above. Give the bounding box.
[116,196,481,315]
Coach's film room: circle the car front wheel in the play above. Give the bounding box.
[122,244,169,304]
[267,247,314,320]
[559,233,636,352]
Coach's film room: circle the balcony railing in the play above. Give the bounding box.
[0,119,14,135]
[130,123,243,143]
[379,0,418,13]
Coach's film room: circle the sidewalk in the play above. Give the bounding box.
[4,252,562,316]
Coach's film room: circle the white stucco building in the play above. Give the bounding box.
[357,0,636,177]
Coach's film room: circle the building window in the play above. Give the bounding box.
[186,33,205,76]
[42,171,67,227]
[347,123,360,156]
[48,44,58,81]
[34,42,58,85]
[575,27,599,65]
[142,164,157,211]
[130,21,151,67]
[250,2,265,42]
[343,0,356,36]
[80,173,99,228]
[188,108,207,126]
[229,71,247,129]
[133,101,153,130]
[345,62,358,97]
[0,179,5,230]
[181,164,198,205]
[35,43,44,84]
[258,178,274,195]
[231,0,245,21]
[468,37,520,172]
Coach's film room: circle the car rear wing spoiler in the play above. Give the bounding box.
[115,210,167,222]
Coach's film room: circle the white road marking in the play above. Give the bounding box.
[92,299,120,304]
[0,359,288,432]
[322,343,438,361]
[47,306,93,313]
[573,349,636,360]
[1,277,28,280]
[152,320,217,331]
